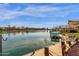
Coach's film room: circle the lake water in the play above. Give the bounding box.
[2,31,51,56]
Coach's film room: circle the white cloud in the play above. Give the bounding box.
[0,4,79,20]
[25,6,60,12]
[0,4,62,20]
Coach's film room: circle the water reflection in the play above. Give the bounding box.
[2,31,51,56]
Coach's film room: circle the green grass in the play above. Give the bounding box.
[67,33,79,38]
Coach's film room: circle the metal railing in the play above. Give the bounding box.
[0,35,7,41]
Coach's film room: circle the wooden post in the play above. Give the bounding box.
[67,41,72,47]
[0,35,2,56]
[44,47,49,56]
[76,38,79,43]
[61,41,66,56]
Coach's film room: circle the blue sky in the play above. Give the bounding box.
[0,3,79,28]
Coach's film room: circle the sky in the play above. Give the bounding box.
[0,3,79,28]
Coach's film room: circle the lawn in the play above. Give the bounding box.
[67,33,79,38]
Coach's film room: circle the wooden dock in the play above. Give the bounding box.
[23,38,79,56]
[23,43,62,56]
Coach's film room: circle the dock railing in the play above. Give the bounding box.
[28,38,79,56]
